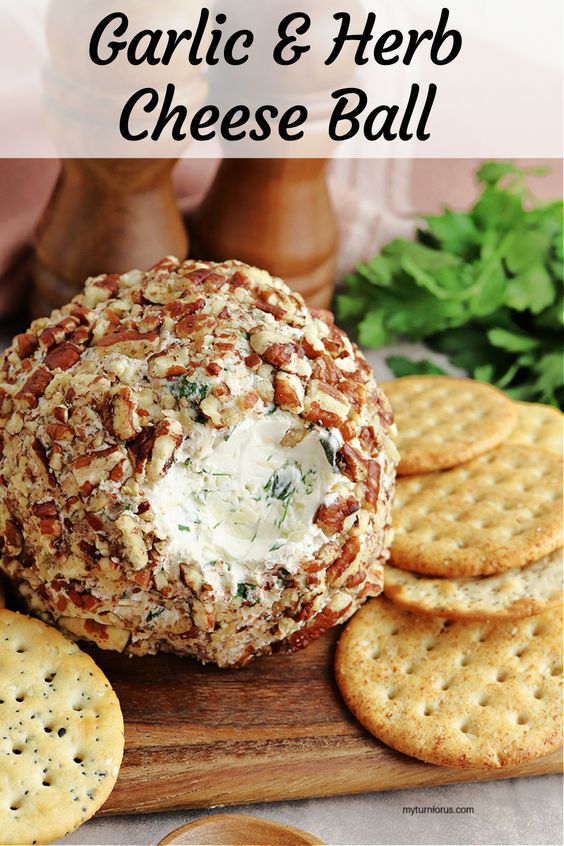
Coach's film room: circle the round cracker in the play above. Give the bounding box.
[0,610,124,845]
[391,445,563,577]
[335,597,563,769]
[508,402,563,456]
[381,376,517,475]
[384,549,563,620]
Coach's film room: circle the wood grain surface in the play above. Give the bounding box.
[90,628,562,816]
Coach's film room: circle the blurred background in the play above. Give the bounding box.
[1,156,562,320]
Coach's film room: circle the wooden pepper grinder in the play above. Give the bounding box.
[190,158,338,308]
[32,158,188,316]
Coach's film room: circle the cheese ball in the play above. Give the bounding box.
[0,259,397,667]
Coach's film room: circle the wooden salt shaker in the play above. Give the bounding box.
[190,158,338,308]
[32,158,188,316]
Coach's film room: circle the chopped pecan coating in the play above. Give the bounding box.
[0,257,396,668]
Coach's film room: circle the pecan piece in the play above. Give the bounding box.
[15,366,53,407]
[14,332,38,359]
[46,422,74,442]
[31,501,58,519]
[337,444,367,482]
[365,460,381,509]
[250,329,311,377]
[39,518,62,537]
[94,273,120,297]
[146,419,183,480]
[274,372,305,413]
[129,420,183,479]
[67,589,98,611]
[304,380,350,428]
[315,496,360,534]
[310,307,335,325]
[284,602,347,653]
[327,536,361,583]
[38,316,80,351]
[3,519,23,554]
[108,387,141,441]
[244,352,261,369]
[255,298,285,318]
[31,438,56,487]
[345,569,367,589]
[96,330,159,348]
[116,513,149,570]
[0,387,13,417]
[176,314,214,338]
[165,298,205,318]
[71,445,125,488]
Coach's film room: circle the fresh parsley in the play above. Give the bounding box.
[178,524,191,532]
[337,162,563,407]
[385,356,446,377]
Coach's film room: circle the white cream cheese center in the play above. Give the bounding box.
[145,411,339,591]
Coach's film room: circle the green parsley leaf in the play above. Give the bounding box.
[336,162,563,408]
[386,356,446,378]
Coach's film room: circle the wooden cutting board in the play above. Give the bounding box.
[92,628,562,815]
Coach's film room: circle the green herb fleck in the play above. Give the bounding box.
[146,607,165,622]
[224,424,240,441]
[264,466,298,500]
[175,376,209,402]
[236,582,259,605]
[319,430,339,469]
[178,524,191,532]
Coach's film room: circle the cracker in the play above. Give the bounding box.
[508,402,563,456]
[391,445,563,577]
[381,376,517,475]
[384,549,563,620]
[0,610,124,845]
[335,597,563,768]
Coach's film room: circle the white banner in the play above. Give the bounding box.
[0,0,562,157]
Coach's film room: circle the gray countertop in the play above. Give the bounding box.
[58,776,563,846]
